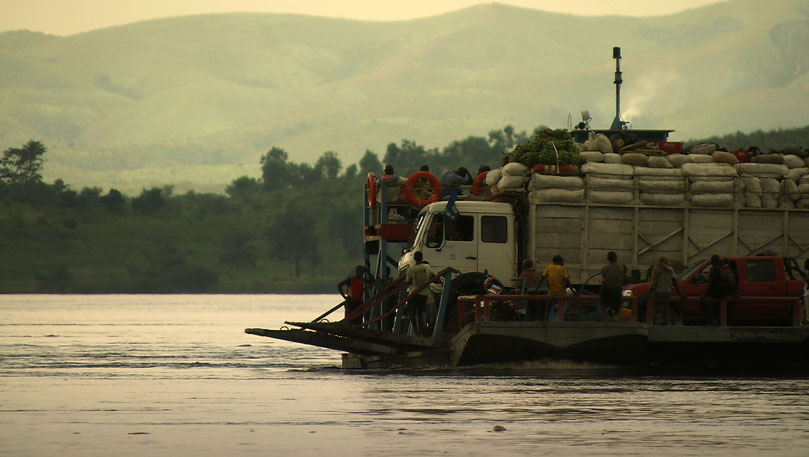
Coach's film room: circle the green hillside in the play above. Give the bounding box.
[1,0,808,193]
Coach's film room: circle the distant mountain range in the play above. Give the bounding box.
[1,0,808,193]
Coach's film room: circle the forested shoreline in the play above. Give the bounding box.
[1,125,807,293]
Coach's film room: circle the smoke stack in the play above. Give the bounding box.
[610,46,625,131]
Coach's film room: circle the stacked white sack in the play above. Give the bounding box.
[531,174,585,202]
[581,163,634,204]
[681,163,738,207]
[798,174,809,209]
[735,163,788,208]
[635,167,685,206]
[497,162,528,190]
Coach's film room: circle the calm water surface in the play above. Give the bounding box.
[1,294,808,456]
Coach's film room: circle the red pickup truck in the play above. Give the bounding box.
[623,256,806,325]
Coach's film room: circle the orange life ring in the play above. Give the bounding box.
[367,172,377,208]
[471,171,489,196]
[404,171,441,207]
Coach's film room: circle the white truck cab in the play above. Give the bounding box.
[398,201,517,283]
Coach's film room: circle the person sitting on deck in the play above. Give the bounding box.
[337,266,374,325]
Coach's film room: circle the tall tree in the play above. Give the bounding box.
[358,149,382,175]
[0,140,46,186]
[226,176,262,200]
[315,151,342,180]
[260,147,291,190]
[266,203,320,277]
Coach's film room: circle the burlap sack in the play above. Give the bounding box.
[634,167,683,177]
[589,190,633,204]
[639,179,685,193]
[783,179,801,202]
[502,162,528,176]
[690,143,717,155]
[736,163,788,178]
[602,153,622,164]
[581,162,634,177]
[682,163,738,178]
[533,188,585,203]
[485,169,502,186]
[783,155,805,169]
[588,177,634,191]
[532,174,585,189]
[761,178,780,208]
[647,156,673,168]
[497,175,526,189]
[596,133,614,154]
[668,154,691,168]
[712,151,740,165]
[691,193,734,207]
[753,153,784,164]
[690,180,735,193]
[622,153,649,166]
[786,168,807,180]
[639,193,686,206]
[580,151,604,163]
[690,154,716,164]
[740,176,762,193]
[745,192,762,208]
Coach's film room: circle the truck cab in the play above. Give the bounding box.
[398,201,517,283]
[624,256,805,325]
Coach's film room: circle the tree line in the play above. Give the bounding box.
[2,124,807,293]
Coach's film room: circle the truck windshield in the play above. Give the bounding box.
[406,213,426,251]
[679,260,706,282]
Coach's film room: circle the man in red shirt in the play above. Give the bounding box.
[338,265,374,325]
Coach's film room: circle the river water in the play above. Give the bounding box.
[2,294,808,457]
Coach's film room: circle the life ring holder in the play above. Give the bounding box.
[367,172,377,209]
[471,170,489,196]
[404,171,441,207]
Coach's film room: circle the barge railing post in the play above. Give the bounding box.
[556,298,565,320]
[432,269,456,345]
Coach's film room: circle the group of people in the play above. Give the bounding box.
[337,251,434,336]
[377,164,492,204]
[340,251,808,331]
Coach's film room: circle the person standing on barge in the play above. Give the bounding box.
[406,251,433,336]
[338,265,374,325]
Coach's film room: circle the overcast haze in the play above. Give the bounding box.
[3,0,723,35]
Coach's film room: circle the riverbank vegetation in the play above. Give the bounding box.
[1,125,807,293]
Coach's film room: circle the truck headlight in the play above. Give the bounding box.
[623,289,633,297]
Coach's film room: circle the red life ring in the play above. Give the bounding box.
[404,171,441,207]
[471,171,489,196]
[367,172,377,208]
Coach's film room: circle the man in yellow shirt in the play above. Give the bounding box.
[406,251,433,335]
[542,255,572,299]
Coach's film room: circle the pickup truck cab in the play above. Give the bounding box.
[624,256,806,325]
[398,201,517,283]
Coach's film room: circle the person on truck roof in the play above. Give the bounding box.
[439,167,472,199]
[380,164,407,202]
[600,251,624,321]
[542,255,572,299]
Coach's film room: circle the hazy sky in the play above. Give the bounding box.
[2,0,724,36]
